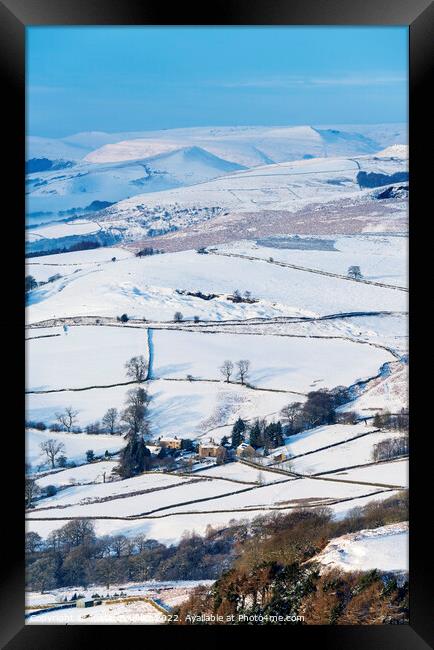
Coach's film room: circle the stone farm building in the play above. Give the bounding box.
[159,436,182,450]
[199,441,223,458]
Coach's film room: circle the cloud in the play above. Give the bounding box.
[217,74,406,89]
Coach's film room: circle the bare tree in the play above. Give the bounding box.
[236,359,250,385]
[40,439,66,469]
[55,407,79,432]
[280,402,303,432]
[173,311,183,322]
[220,360,234,383]
[125,356,148,383]
[102,408,120,434]
[25,477,41,508]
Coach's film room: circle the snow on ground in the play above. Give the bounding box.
[26,429,124,471]
[26,378,292,437]
[26,247,407,324]
[289,429,407,475]
[340,363,408,416]
[376,144,408,159]
[26,488,400,545]
[152,329,394,393]
[165,312,407,356]
[26,247,133,283]
[26,384,130,432]
[101,151,407,222]
[311,521,408,574]
[196,462,285,484]
[28,475,255,520]
[26,580,213,608]
[27,325,148,391]
[27,599,165,625]
[31,471,197,510]
[151,379,294,437]
[278,423,379,460]
[218,234,408,288]
[35,461,118,489]
[152,477,386,516]
[325,458,408,488]
[26,579,213,612]
[27,220,100,240]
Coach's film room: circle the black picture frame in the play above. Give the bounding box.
[1,0,431,647]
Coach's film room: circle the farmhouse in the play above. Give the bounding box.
[269,449,290,462]
[236,443,255,458]
[199,441,222,458]
[159,436,182,450]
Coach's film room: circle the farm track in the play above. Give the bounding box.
[209,251,408,292]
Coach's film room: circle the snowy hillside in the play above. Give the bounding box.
[26,123,407,234]
[311,522,408,574]
[26,146,245,227]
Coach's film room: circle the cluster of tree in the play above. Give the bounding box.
[228,290,257,304]
[25,275,38,293]
[219,360,251,385]
[26,493,408,596]
[26,240,102,259]
[280,387,351,436]
[176,289,218,301]
[25,491,408,620]
[174,492,409,625]
[135,247,163,257]
[229,418,284,451]
[372,436,409,462]
[373,409,408,432]
[25,520,236,592]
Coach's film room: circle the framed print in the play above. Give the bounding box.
[0,0,432,647]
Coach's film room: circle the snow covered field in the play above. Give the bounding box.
[26,378,292,436]
[152,329,394,392]
[196,462,285,484]
[27,220,101,240]
[27,325,148,391]
[35,461,118,489]
[312,522,408,574]
[326,458,408,488]
[27,600,165,625]
[31,471,197,510]
[27,487,401,545]
[289,429,407,475]
[218,234,408,288]
[26,247,133,283]
[279,423,379,459]
[26,429,124,470]
[26,244,407,324]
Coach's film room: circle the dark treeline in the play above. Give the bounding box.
[26,491,408,609]
[232,387,353,453]
[373,409,408,432]
[175,491,409,626]
[373,436,409,462]
[26,240,102,258]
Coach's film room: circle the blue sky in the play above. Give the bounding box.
[27,26,408,137]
